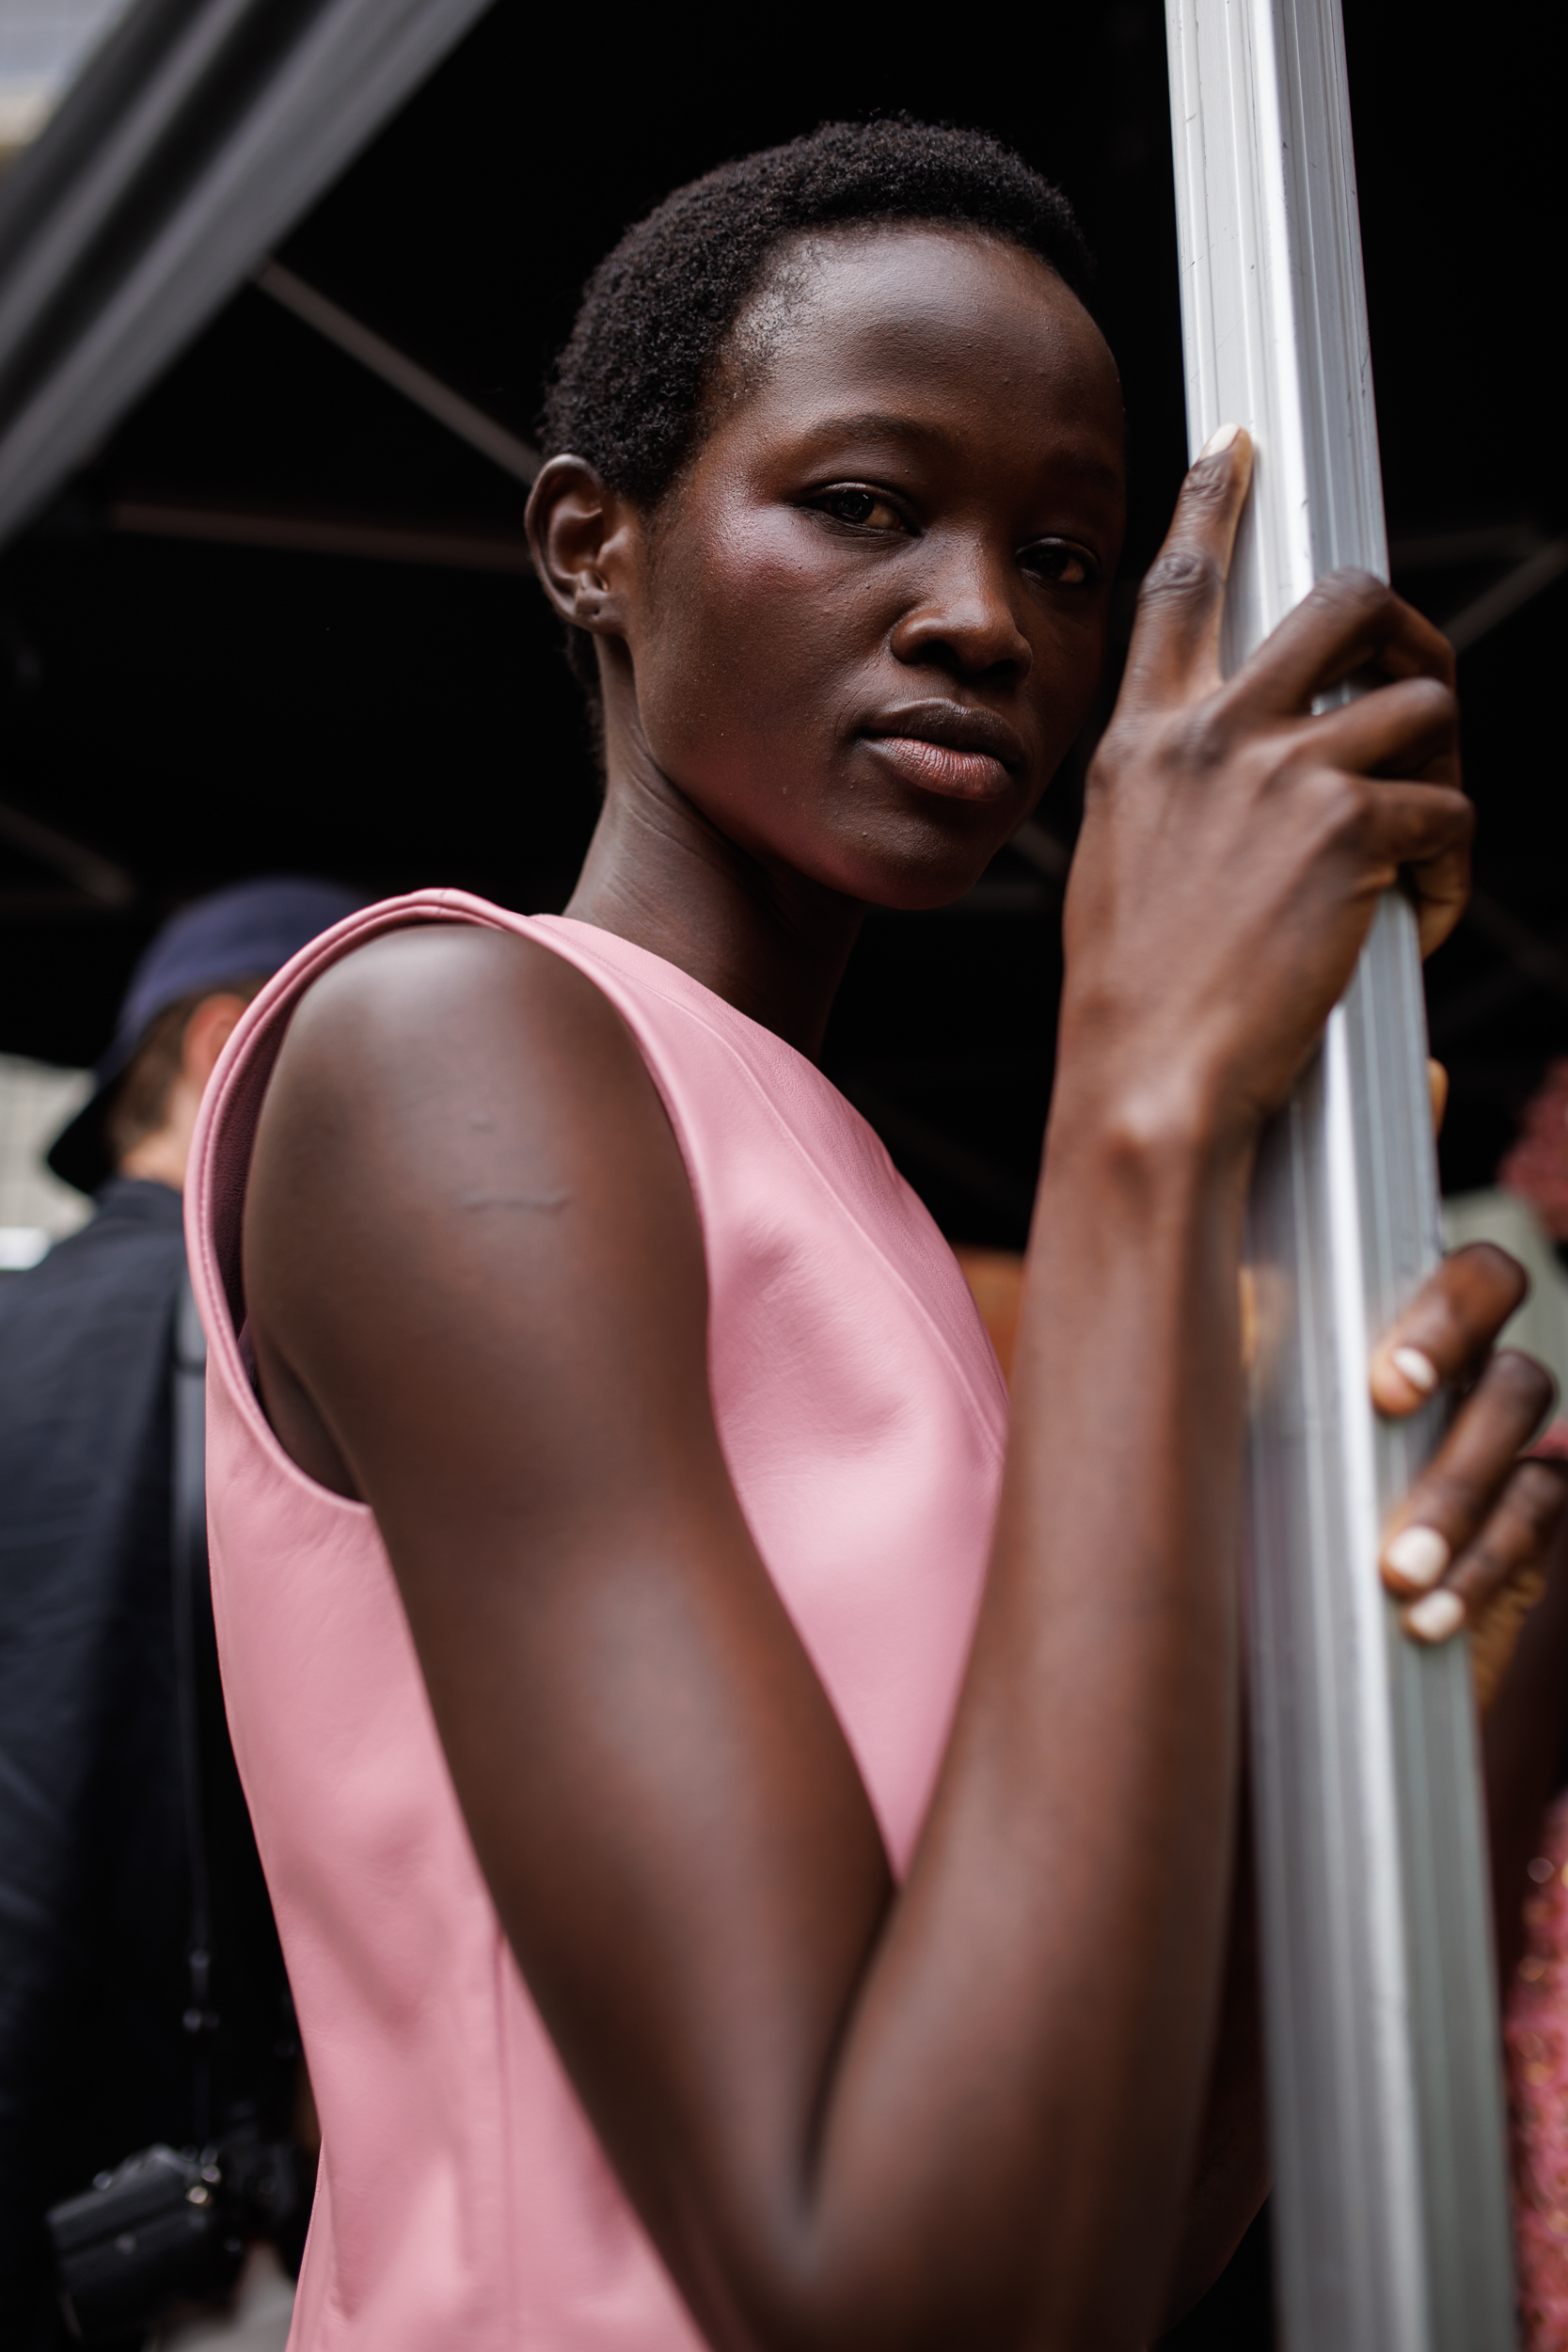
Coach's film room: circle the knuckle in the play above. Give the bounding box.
[1298,765,1370,837]
[1086,725,1133,791]
[1178,462,1237,517]
[1164,704,1231,774]
[1307,566,1387,618]
[1138,548,1221,608]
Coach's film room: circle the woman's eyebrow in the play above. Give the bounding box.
[788,414,1123,500]
[791,412,961,459]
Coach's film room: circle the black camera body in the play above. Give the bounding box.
[46,2129,308,2344]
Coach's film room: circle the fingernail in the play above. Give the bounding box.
[1198,421,1242,457]
[1384,1524,1450,1589]
[1404,1589,1465,1643]
[1390,1345,1439,1395]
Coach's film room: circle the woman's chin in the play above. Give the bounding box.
[829,839,1004,914]
[837,809,1021,914]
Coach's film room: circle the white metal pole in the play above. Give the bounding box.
[1162,6,1517,2345]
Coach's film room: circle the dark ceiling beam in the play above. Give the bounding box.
[1388,524,1548,573]
[107,498,534,570]
[254,261,539,485]
[0,0,498,551]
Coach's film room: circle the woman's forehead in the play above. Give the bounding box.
[727,225,1123,462]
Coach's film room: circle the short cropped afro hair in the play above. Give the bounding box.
[539,117,1092,694]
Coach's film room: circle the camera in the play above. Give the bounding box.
[46,2126,309,2344]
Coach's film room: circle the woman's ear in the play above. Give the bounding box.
[526,455,639,642]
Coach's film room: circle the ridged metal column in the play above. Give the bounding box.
[1163,5,1517,2344]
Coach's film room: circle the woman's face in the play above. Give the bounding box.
[590,225,1125,909]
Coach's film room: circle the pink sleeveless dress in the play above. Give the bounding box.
[186,892,1009,2351]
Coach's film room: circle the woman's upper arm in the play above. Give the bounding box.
[241,923,892,2313]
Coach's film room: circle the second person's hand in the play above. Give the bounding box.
[1372,1245,1566,1657]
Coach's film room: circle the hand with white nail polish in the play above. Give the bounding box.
[1389,1345,1438,1399]
[1370,1240,1566,1674]
[1383,1524,1449,1591]
[1405,1589,1466,1645]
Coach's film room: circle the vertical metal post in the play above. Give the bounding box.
[1163,6,1517,2346]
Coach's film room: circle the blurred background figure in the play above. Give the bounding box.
[0,877,359,2352]
[1441,1073,1568,1412]
[1466,1058,1568,2352]
[0,1052,93,1277]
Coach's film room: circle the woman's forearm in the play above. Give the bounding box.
[799,1107,1256,2345]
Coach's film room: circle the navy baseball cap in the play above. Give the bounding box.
[48,875,364,1194]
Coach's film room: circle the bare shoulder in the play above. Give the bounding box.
[253,919,679,1193]
[269,919,645,1104]
[243,919,705,1494]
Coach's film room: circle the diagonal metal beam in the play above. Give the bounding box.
[1008,818,1071,884]
[0,0,500,551]
[0,796,134,906]
[1444,537,1568,657]
[253,261,539,487]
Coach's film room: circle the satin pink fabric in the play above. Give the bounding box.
[187,892,1008,2350]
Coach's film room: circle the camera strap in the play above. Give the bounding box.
[171,1266,214,2144]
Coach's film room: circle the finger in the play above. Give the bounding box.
[1409,831,1473,958]
[1400,1460,1568,1645]
[1466,1560,1550,1715]
[1429,1059,1449,1137]
[1307,776,1471,873]
[1297,673,1458,781]
[1304,775,1472,962]
[1381,1350,1556,1597]
[1118,426,1254,710]
[1222,567,1455,723]
[1370,1241,1528,1414]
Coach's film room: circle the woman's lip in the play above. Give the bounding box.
[863,733,1015,803]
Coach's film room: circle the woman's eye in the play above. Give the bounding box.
[1023,540,1097,587]
[822,489,903,531]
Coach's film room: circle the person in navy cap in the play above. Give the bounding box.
[45,874,363,1196]
[0,877,360,2351]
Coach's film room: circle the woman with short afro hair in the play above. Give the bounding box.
[186,117,1550,2351]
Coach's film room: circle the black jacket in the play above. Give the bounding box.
[0,1181,294,2347]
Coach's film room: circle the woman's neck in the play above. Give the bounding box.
[563,751,865,1062]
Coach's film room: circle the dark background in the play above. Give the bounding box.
[1,0,1562,1237]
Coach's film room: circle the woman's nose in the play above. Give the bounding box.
[888,545,1033,680]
